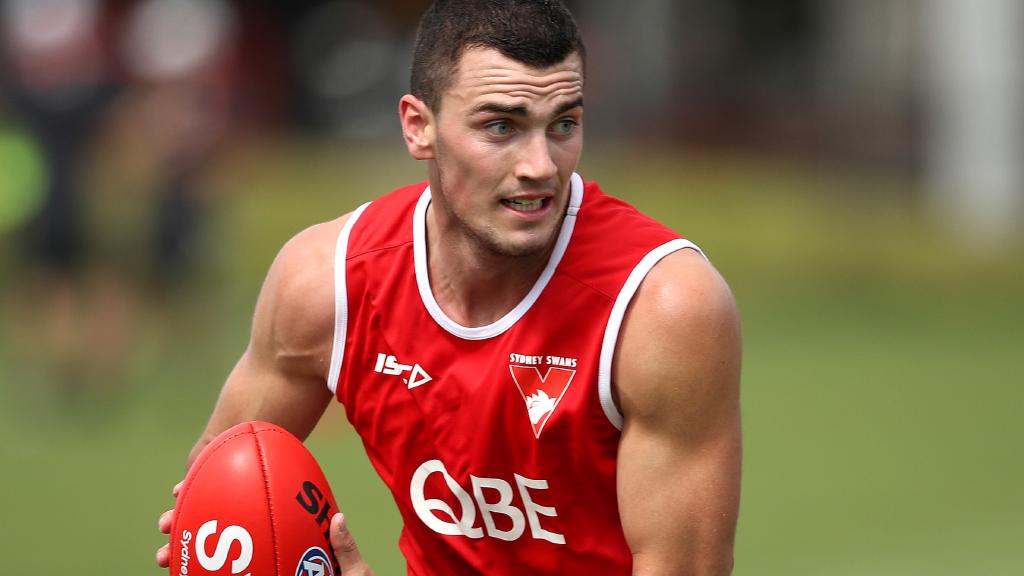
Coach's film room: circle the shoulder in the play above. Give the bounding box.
[270,214,351,291]
[629,248,739,340]
[250,214,353,378]
[614,247,741,430]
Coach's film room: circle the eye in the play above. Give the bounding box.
[485,121,513,137]
[551,118,579,136]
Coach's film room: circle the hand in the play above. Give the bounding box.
[155,481,184,568]
[330,512,375,576]
[156,485,374,575]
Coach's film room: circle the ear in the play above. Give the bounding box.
[399,94,436,160]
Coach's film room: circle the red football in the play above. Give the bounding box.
[169,421,339,576]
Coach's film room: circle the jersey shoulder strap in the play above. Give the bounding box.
[326,181,427,394]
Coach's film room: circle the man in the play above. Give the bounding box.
[157,1,742,574]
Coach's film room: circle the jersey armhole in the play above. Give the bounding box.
[597,238,706,429]
[327,202,371,395]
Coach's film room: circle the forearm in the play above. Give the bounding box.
[186,352,333,468]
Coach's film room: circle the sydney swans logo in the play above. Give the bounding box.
[508,354,577,438]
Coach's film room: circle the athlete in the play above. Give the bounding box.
[157,1,741,574]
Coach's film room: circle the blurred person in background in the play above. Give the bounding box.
[107,0,238,287]
[157,0,742,574]
[0,0,238,406]
[0,0,120,401]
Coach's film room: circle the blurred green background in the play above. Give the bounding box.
[1,143,1021,574]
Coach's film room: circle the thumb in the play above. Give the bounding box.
[330,512,373,575]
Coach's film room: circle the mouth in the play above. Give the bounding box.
[500,197,550,213]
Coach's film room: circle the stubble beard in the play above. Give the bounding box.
[433,149,563,261]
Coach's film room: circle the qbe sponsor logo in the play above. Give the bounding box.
[410,459,565,544]
[295,546,334,576]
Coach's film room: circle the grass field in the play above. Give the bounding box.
[1,143,1021,574]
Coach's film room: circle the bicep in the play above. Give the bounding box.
[187,219,344,467]
[614,249,742,575]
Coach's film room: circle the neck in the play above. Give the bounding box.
[425,204,557,328]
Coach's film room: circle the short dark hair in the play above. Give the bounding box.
[410,0,585,112]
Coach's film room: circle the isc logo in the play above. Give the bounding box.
[374,353,432,389]
[410,459,565,544]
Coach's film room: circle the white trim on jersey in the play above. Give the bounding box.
[413,172,585,341]
[598,238,706,430]
[327,202,372,395]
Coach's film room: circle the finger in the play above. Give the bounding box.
[156,543,170,568]
[159,509,174,534]
[172,481,184,497]
[330,513,371,574]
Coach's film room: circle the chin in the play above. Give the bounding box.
[494,242,547,258]
[488,229,558,258]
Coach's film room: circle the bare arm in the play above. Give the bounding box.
[615,248,742,575]
[159,213,376,573]
[187,214,350,466]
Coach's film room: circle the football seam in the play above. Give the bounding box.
[170,426,257,559]
[254,428,283,576]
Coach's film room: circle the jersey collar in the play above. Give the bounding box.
[413,172,584,340]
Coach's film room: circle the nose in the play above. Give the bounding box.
[514,131,558,184]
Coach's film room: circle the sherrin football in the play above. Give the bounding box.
[169,421,339,576]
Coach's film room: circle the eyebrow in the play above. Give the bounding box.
[470,97,584,119]
[553,97,584,117]
[471,103,528,117]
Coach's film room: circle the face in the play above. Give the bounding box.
[406,47,584,258]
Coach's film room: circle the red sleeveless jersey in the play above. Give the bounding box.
[326,174,701,575]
